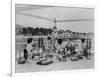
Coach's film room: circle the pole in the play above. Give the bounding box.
[54,18,56,27]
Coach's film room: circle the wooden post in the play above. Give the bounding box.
[54,18,56,27]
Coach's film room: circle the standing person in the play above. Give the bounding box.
[50,27,59,61]
[51,27,58,53]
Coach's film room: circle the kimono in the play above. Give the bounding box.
[51,31,58,52]
[25,43,33,62]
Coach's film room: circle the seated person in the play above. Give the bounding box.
[56,38,63,53]
[72,39,83,59]
[55,38,65,61]
[66,38,75,55]
[23,38,34,63]
[46,37,53,50]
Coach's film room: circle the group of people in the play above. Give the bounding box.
[18,27,92,64]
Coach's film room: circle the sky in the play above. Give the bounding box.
[15,4,94,33]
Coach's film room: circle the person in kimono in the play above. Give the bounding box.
[23,38,34,63]
[51,27,58,53]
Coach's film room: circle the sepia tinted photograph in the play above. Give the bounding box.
[15,4,94,73]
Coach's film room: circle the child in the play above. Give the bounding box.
[46,37,53,52]
[81,38,88,58]
[24,38,34,63]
